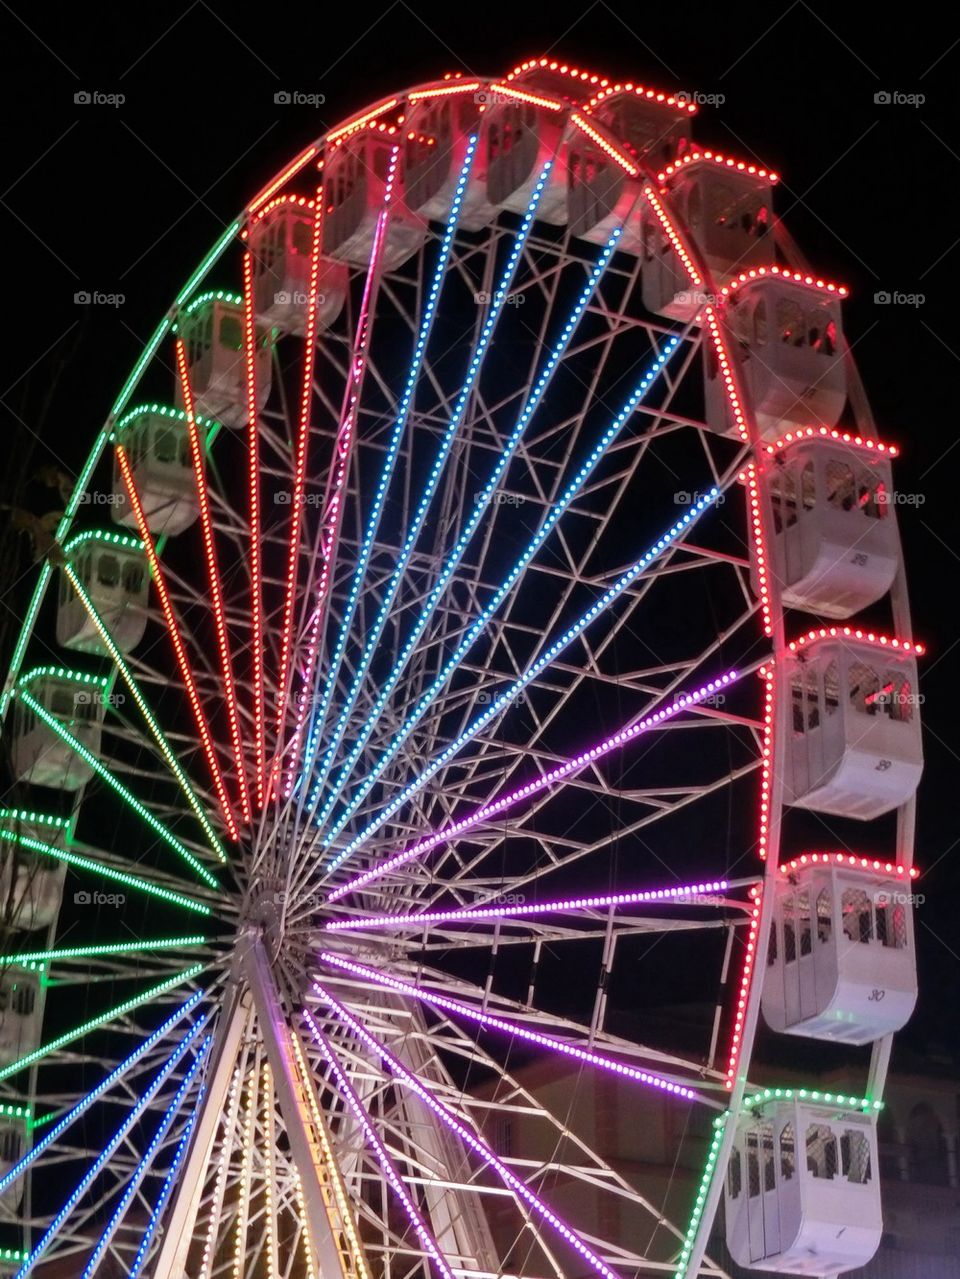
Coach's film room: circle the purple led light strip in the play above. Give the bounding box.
[328,669,739,901]
[326,878,734,932]
[309,985,624,1279]
[316,954,707,1104]
[301,1007,455,1279]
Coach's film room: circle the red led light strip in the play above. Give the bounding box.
[585,81,696,114]
[788,626,924,655]
[487,82,565,111]
[242,253,266,809]
[570,113,639,175]
[726,886,762,1089]
[408,82,482,101]
[658,150,779,184]
[506,57,613,90]
[116,445,238,840]
[764,426,897,457]
[273,186,325,759]
[282,158,397,795]
[244,194,315,234]
[327,99,400,143]
[721,265,848,298]
[756,668,776,861]
[248,146,320,214]
[175,339,251,826]
[780,852,920,879]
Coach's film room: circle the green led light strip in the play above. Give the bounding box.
[63,529,145,555]
[63,565,227,863]
[8,935,206,965]
[674,1112,727,1278]
[0,964,204,1083]
[0,807,70,831]
[175,222,240,308]
[177,287,243,321]
[744,1086,881,1111]
[0,1102,31,1119]
[19,665,107,691]
[17,690,221,890]
[113,401,217,439]
[28,1110,60,1131]
[0,829,210,915]
[0,1248,27,1263]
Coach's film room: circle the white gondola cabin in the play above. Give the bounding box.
[0,810,71,934]
[57,531,147,655]
[642,152,776,321]
[322,132,427,270]
[10,671,106,792]
[248,199,347,336]
[0,967,43,1068]
[112,407,200,537]
[763,858,918,1043]
[404,90,499,229]
[726,1098,882,1274]
[780,634,923,820]
[484,99,567,225]
[176,293,272,428]
[591,87,693,170]
[0,1112,28,1207]
[762,438,900,617]
[567,132,644,254]
[706,275,847,436]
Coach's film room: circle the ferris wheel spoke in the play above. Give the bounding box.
[12,686,221,891]
[303,155,556,823]
[283,174,402,805]
[175,337,252,826]
[308,989,626,1279]
[116,443,240,839]
[296,139,481,804]
[302,1007,457,1279]
[0,966,204,1086]
[311,230,625,840]
[13,1022,210,1278]
[59,554,228,862]
[317,336,689,859]
[80,1031,209,1278]
[326,669,741,902]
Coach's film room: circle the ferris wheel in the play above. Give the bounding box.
[0,57,924,1279]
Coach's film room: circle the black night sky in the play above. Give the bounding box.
[1,0,958,1076]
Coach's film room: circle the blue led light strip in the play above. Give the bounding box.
[313,227,624,836]
[0,995,204,1196]
[296,138,480,796]
[305,154,553,821]
[328,480,720,869]
[320,333,683,851]
[15,1027,210,1277]
[127,1090,204,1278]
[81,1040,211,1277]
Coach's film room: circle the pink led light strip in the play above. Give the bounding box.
[272,185,325,767]
[176,340,251,826]
[301,1008,455,1279]
[283,156,399,797]
[316,955,706,1103]
[116,446,238,840]
[726,887,761,1090]
[328,670,739,901]
[308,989,625,1279]
[242,253,266,808]
[326,878,736,932]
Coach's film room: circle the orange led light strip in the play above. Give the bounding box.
[249,146,320,214]
[327,99,400,143]
[242,253,266,809]
[780,853,920,878]
[721,265,848,298]
[176,339,251,826]
[764,426,897,457]
[487,82,565,111]
[658,150,779,184]
[788,626,924,655]
[116,445,238,840]
[409,82,482,101]
[570,113,639,175]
